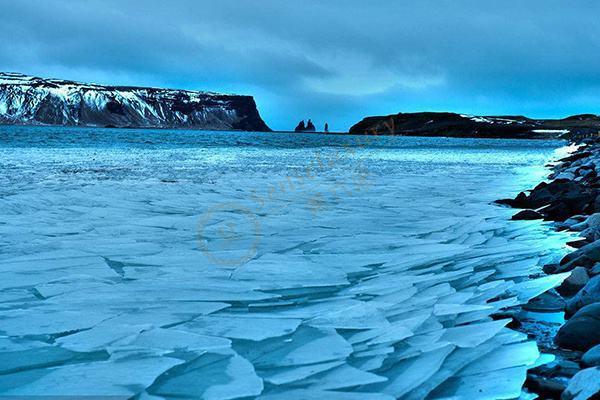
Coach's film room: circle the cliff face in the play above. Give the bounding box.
[349,112,600,139]
[0,73,271,131]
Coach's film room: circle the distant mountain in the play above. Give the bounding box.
[0,72,270,131]
[349,112,600,139]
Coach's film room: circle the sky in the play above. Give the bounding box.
[2,0,600,132]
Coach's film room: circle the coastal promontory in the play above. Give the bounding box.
[0,72,271,131]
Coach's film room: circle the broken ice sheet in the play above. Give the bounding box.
[0,131,568,398]
[147,351,263,400]
[179,314,301,341]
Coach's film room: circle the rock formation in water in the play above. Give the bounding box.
[0,72,271,131]
[350,111,600,139]
[294,119,316,132]
[294,120,306,132]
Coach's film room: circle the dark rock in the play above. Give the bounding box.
[594,195,600,213]
[557,215,588,231]
[559,151,593,163]
[543,191,595,221]
[556,303,600,351]
[525,290,566,312]
[567,239,590,249]
[500,179,595,221]
[558,267,590,297]
[294,120,306,132]
[526,375,565,399]
[512,209,544,220]
[561,367,600,400]
[294,119,316,132]
[582,344,600,367]
[559,241,600,272]
[545,263,560,274]
[566,275,600,316]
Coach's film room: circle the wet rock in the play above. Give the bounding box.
[566,276,600,316]
[560,151,593,163]
[558,267,590,297]
[570,213,600,231]
[586,214,600,229]
[581,228,600,242]
[526,375,565,399]
[529,180,590,209]
[582,344,600,367]
[591,263,600,276]
[567,239,590,249]
[557,360,584,378]
[556,303,600,351]
[496,191,528,207]
[577,167,595,180]
[577,214,600,241]
[543,191,595,221]
[560,215,588,231]
[561,367,600,400]
[555,171,576,180]
[545,263,560,274]
[525,290,566,312]
[559,241,600,273]
[594,194,600,213]
[512,209,544,220]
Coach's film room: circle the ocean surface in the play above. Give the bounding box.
[0,126,573,399]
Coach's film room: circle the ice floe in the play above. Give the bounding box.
[0,128,571,398]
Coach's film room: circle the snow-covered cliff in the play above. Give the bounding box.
[0,73,270,131]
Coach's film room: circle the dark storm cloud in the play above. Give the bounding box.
[2,0,600,130]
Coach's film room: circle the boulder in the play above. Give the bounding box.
[543,190,595,221]
[561,367,600,400]
[496,192,529,208]
[560,151,593,163]
[566,275,600,316]
[526,376,565,399]
[558,267,590,297]
[528,180,589,209]
[555,171,576,180]
[581,227,600,242]
[582,344,600,367]
[594,194,600,213]
[525,290,566,312]
[578,214,600,241]
[567,239,590,249]
[561,215,589,231]
[556,303,600,351]
[512,209,544,220]
[559,240,600,273]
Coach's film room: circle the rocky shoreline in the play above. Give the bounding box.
[497,138,600,399]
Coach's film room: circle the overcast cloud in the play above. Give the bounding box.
[2,0,600,131]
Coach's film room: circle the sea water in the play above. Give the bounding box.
[0,126,572,399]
